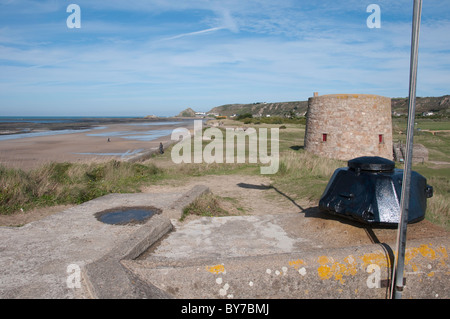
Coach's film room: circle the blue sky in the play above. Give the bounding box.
[0,0,449,117]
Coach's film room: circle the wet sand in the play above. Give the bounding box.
[0,118,194,171]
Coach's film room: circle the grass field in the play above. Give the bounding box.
[1,117,449,230]
[391,117,450,229]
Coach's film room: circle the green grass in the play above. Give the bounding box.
[410,164,450,230]
[393,117,450,162]
[0,160,163,215]
[392,117,450,229]
[393,117,450,131]
[414,119,450,131]
[272,150,344,202]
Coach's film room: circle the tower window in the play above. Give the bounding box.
[379,134,384,144]
[322,133,328,142]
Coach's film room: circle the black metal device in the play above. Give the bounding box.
[319,156,432,225]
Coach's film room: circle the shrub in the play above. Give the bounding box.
[236,113,253,120]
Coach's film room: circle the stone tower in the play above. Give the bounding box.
[304,93,393,161]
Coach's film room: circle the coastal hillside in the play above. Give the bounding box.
[200,95,449,117]
[176,107,196,117]
[208,101,309,117]
[391,95,450,115]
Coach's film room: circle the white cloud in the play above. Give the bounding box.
[162,26,226,41]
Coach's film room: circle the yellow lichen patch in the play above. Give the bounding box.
[360,252,390,269]
[314,244,447,285]
[318,256,332,265]
[419,244,437,259]
[206,264,225,274]
[344,256,358,276]
[437,246,448,267]
[403,244,448,275]
[289,259,305,269]
[405,244,436,264]
[317,255,358,284]
[318,264,333,280]
[317,256,333,280]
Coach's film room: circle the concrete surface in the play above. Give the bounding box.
[0,185,209,298]
[126,214,449,299]
[0,185,448,299]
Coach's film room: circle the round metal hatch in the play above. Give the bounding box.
[348,156,395,172]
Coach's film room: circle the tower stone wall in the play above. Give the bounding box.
[304,94,393,161]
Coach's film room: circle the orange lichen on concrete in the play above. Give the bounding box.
[206,264,225,274]
[317,255,358,284]
[315,244,447,285]
[404,244,448,274]
[289,259,305,269]
[360,252,390,269]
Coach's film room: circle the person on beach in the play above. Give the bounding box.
[159,142,164,154]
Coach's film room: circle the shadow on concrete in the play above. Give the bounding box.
[237,182,306,211]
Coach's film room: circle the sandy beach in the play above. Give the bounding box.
[0,118,195,171]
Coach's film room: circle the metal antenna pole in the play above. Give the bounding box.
[391,0,423,299]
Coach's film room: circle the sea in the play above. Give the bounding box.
[0,116,193,142]
[0,116,93,124]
